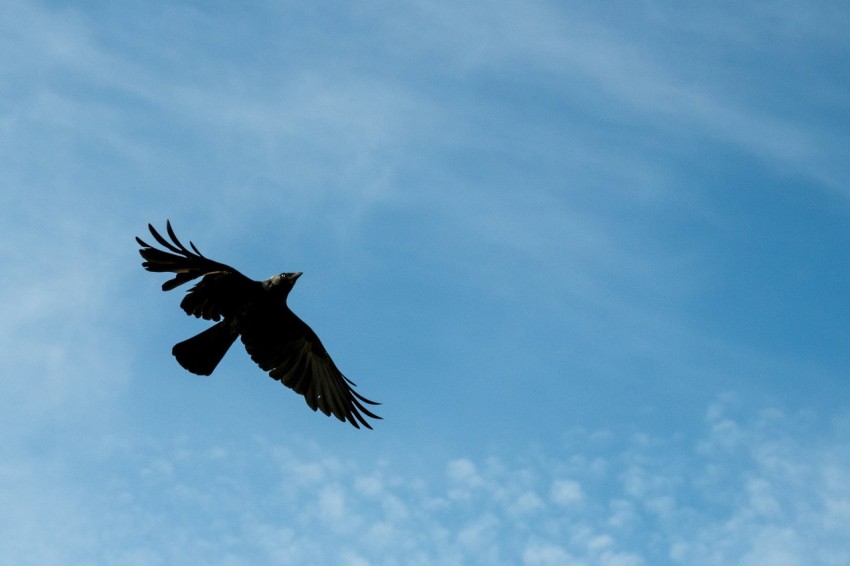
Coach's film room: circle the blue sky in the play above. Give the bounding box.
[2,0,849,564]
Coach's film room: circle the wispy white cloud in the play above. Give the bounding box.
[2,397,847,565]
[0,217,134,437]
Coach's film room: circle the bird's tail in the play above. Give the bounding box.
[172,321,238,376]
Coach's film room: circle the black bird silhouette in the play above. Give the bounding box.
[136,221,381,429]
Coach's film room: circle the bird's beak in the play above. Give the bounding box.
[292,272,303,279]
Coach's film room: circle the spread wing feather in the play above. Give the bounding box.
[137,221,259,320]
[241,312,381,430]
[136,221,240,291]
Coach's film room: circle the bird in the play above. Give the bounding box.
[136,220,381,429]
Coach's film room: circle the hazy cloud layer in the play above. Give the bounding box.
[3,398,847,565]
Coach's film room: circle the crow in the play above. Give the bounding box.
[136,221,381,429]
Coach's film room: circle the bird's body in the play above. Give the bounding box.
[137,221,380,429]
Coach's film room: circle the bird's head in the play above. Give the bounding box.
[262,272,302,297]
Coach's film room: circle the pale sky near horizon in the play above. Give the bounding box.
[2,1,849,564]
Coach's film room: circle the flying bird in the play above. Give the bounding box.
[136,221,381,429]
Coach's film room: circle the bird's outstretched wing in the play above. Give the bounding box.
[136,221,258,320]
[239,310,382,430]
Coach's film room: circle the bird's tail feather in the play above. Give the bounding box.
[172,321,238,376]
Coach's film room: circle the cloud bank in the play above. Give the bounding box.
[3,397,847,565]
